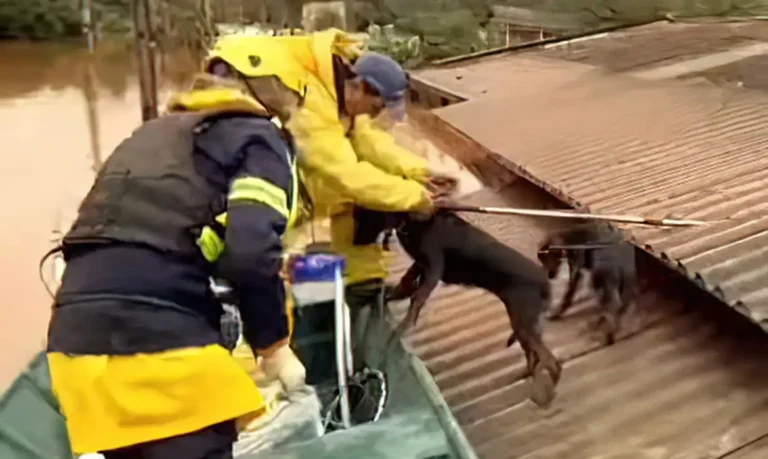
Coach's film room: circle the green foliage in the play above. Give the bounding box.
[0,0,83,40]
[365,24,424,67]
[6,0,768,45]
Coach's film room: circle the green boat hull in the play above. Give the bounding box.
[0,301,474,459]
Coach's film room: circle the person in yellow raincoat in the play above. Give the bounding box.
[46,50,307,457]
[205,29,458,370]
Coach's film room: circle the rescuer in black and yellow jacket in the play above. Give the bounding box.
[205,30,458,287]
[204,31,458,375]
[45,53,306,457]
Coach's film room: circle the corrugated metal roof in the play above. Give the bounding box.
[725,436,768,459]
[685,53,768,92]
[409,21,768,331]
[528,20,768,73]
[384,183,768,459]
[433,71,768,329]
[412,54,595,100]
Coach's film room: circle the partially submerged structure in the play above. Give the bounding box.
[411,19,768,331]
[399,18,768,458]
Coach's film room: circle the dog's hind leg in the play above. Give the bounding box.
[516,325,561,408]
[593,282,623,345]
[619,274,638,316]
[503,291,561,407]
[548,266,582,320]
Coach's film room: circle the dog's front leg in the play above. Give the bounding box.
[396,252,444,334]
[387,262,425,301]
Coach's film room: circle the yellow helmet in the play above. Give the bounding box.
[203,34,307,95]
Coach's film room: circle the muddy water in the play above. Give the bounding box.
[0,42,198,391]
[0,41,481,393]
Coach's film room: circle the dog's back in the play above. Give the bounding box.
[399,212,549,294]
[560,223,636,283]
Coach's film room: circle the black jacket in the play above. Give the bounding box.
[49,112,296,355]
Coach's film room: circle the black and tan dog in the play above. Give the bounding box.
[353,207,562,407]
[537,223,638,345]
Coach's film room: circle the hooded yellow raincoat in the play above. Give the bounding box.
[210,29,431,284]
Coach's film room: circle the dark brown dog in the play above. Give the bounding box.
[353,208,562,407]
[538,223,638,345]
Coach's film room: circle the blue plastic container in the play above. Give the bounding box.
[289,253,353,428]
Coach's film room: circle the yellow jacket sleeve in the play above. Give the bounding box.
[350,115,429,183]
[289,100,428,213]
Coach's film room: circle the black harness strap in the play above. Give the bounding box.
[39,245,64,299]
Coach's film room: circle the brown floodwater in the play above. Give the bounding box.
[0,41,198,391]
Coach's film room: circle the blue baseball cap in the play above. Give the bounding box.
[352,52,408,122]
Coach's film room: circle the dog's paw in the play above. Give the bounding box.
[546,308,565,321]
[588,316,618,346]
[529,364,557,408]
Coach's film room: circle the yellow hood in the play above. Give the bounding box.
[202,29,363,105]
[166,73,271,117]
[306,28,365,98]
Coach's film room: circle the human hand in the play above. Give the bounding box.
[425,169,459,196]
[260,343,307,394]
[431,194,460,210]
[410,189,437,221]
[410,187,459,221]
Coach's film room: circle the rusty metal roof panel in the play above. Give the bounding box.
[424,65,768,330]
[463,311,768,459]
[384,184,768,458]
[528,20,768,73]
[411,20,768,104]
[724,436,768,459]
[687,53,768,91]
[411,54,596,100]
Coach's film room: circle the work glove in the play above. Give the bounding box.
[259,343,307,395]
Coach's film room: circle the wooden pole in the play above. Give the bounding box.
[81,0,96,53]
[81,0,102,172]
[132,0,159,121]
[200,0,213,46]
[142,0,159,118]
[82,66,102,173]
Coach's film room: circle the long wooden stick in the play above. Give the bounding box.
[446,205,712,227]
